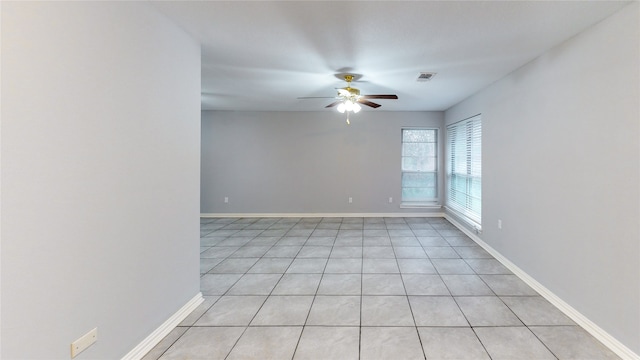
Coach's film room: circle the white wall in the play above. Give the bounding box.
[445,2,639,355]
[201,111,444,214]
[1,2,201,358]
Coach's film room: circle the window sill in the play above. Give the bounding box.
[400,203,442,209]
[444,206,482,233]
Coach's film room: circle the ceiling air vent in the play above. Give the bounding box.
[417,72,436,82]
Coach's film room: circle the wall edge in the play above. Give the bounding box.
[121,293,204,360]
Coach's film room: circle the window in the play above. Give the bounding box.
[401,129,438,204]
[447,115,481,225]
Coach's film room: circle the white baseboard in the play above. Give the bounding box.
[121,293,204,360]
[201,212,445,218]
[444,214,640,360]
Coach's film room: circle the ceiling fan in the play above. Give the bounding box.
[298,74,398,124]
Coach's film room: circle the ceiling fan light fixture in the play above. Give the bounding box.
[337,103,346,113]
[344,100,354,112]
[352,102,361,113]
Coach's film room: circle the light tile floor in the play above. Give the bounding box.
[144,217,620,360]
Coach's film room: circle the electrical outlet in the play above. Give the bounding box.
[388,197,393,203]
[498,219,502,229]
[348,197,352,203]
[224,197,229,203]
[71,328,97,358]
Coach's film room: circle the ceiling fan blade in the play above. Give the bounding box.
[360,94,398,100]
[357,99,381,108]
[325,101,342,108]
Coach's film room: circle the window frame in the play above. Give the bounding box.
[400,128,440,207]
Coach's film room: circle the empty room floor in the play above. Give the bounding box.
[144,217,620,359]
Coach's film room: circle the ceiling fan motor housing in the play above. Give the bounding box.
[339,87,360,97]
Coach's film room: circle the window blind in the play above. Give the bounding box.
[447,115,481,224]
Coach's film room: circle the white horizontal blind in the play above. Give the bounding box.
[447,115,481,224]
[401,129,438,203]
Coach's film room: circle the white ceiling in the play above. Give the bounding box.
[151,1,630,112]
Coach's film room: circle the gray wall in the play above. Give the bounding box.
[201,111,444,214]
[445,2,639,354]
[1,2,201,358]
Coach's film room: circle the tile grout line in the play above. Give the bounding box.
[177,216,618,360]
[399,220,428,360]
